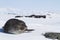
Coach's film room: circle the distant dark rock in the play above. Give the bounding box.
[15,16,23,18]
[25,14,46,18]
[25,16,32,18]
[34,15,46,18]
[25,14,35,18]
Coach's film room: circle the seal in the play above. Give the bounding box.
[3,19,34,34]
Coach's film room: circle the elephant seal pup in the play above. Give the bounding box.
[3,19,34,34]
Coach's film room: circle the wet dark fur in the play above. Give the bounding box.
[43,32,60,39]
[3,19,34,34]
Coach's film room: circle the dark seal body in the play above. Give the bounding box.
[43,32,60,40]
[3,19,28,34]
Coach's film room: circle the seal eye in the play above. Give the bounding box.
[20,24,26,30]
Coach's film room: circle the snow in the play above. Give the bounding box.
[0,9,60,40]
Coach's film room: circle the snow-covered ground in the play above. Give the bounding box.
[0,9,60,40]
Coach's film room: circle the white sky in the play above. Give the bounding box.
[0,0,60,11]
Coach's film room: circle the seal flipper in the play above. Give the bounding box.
[25,29,34,32]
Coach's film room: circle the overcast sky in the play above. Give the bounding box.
[0,0,60,11]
